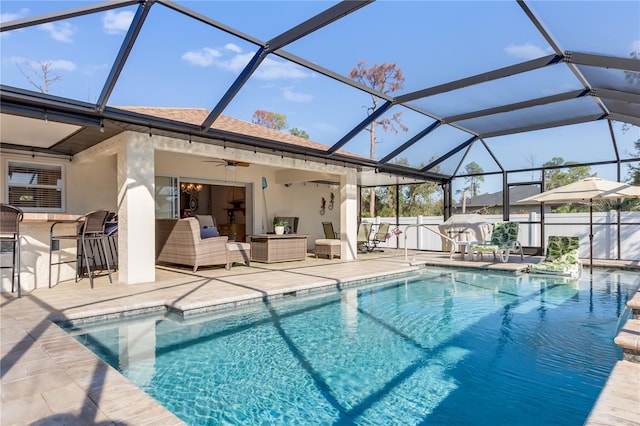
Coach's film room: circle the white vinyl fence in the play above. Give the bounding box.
[363,212,640,261]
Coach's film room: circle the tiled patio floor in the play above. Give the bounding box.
[2,250,638,425]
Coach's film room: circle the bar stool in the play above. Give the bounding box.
[104,212,118,270]
[0,204,24,298]
[49,209,112,289]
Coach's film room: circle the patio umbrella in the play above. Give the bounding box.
[516,177,640,274]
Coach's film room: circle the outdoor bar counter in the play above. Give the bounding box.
[1,213,80,294]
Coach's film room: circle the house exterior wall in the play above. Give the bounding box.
[0,153,118,214]
[0,131,358,293]
[0,152,119,293]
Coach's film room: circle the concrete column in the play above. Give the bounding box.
[341,169,358,260]
[117,133,156,284]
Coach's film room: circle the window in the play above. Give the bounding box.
[6,161,63,211]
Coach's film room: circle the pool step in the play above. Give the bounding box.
[585,360,640,425]
[615,286,640,363]
[587,286,640,425]
[615,319,640,363]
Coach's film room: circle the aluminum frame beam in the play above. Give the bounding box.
[267,1,372,52]
[396,54,562,103]
[421,136,477,173]
[0,0,138,32]
[97,2,152,111]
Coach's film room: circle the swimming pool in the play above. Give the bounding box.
[66,268,638,425]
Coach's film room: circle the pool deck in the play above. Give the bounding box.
[2,250,639,425]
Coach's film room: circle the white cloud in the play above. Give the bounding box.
[224,43,242,53]
[1,8,29,23]
[182,45,311,81]
[504,43,550,60]
[181,46,252,72]
[0,8,30,38]
[282,86,313,103]
[48,59,76,71]
[39,22,76,43]
[221,51,254,72]
[12,56,76,72]
[254,57,309,80]
[182,47,223,67]
[102,10,134,34]
[631,40,640,55]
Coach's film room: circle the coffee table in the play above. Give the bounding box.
[249,234,309,263]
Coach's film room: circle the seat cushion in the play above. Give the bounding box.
[227,242,250,252]
[196,215,215,229]
[105,223,118,236]
[315,239,341,246]
[470,243,499,252]
[529,261,580,278]
[315,239,340,259]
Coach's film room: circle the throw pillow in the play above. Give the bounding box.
[201,226,219,239]
[196,215,215,229]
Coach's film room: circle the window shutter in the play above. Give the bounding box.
[7,162,63,210]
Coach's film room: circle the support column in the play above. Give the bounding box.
[341,169,358,260]
[117,132,156,284]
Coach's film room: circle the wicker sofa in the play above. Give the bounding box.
[156,218,250,272]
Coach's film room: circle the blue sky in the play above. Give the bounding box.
[1,1,639,194]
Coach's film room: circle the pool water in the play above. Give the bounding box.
[68,268,638,425]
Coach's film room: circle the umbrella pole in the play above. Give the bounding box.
[589,199,593,275]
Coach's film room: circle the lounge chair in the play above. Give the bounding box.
[365,223,390,252]
[469,221,523,263]
[357,223,372,253]
[529,236,582,279]
[315,221,340,259]
[322,221,338,239]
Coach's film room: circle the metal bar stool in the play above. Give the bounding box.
[105,213,118,270]
[49,209,112,289]
[0,204,24,298]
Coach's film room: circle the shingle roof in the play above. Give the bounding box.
[457,185,541,208]
[117,106,349,154]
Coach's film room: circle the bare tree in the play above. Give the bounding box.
[17,60,62,94]
[349,61,407,217]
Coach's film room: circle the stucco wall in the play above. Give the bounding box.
[0,153,118,214]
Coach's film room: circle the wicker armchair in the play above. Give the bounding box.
[156,218,250,272]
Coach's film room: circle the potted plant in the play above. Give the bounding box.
[273,219,288,235]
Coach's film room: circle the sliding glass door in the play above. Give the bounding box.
[155,176,178,218]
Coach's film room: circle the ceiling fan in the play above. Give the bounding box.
[205,159,251,168]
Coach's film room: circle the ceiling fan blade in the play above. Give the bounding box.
[223,159,250,167]
[201,159,250,167]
